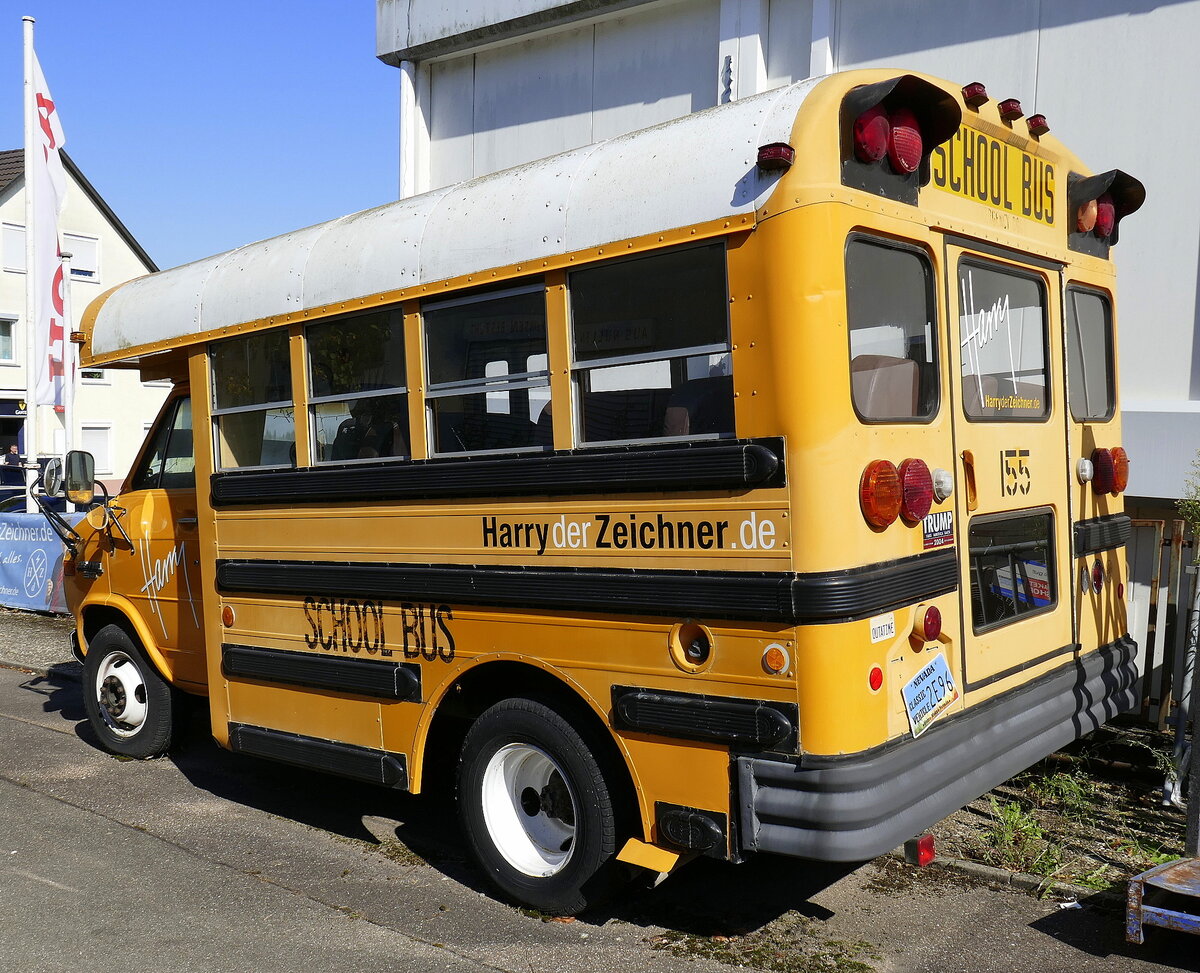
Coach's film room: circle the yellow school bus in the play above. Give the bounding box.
[47,69,1143,915]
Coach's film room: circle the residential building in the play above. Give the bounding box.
[0,149,167,490]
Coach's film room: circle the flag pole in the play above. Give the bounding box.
[22,15,37,512]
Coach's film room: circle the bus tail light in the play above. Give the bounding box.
[1111,447,1130,493]
[860,459,902,528]
[899,458,934,523]
[1091,448,1115,495]
[1094,193,1116,238]
[887,107,922,174]
[905,834,936,867]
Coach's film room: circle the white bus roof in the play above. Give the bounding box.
[87,77,822,361]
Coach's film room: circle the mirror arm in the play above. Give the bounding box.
[34,493,83,558]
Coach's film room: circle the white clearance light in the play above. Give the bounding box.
[932,467,954,502]
[1077,458,1095,484]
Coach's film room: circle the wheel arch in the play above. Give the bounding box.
[415,658,645,838]
[79,597,173,684]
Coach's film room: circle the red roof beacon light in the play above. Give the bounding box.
[757,142,796,172]
[860,459,903,529]
[1027,114,1050,137]
[898,458,934,523]
[998,98,1023,121]
[962,82,989,108]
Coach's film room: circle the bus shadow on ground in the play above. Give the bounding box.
[18,664,86,723]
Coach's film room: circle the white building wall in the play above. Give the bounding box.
[0,169,166,488]
[379,0,1200,503]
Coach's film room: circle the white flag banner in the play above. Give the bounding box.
[30,52,67,408]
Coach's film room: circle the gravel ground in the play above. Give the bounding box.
[0,607,77,677]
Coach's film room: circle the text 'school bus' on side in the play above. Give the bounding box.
[41,69,1142,916]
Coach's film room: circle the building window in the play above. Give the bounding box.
[308,308,409,463]
[3,223,24,273]
[846,238,938,421]
[81,424,112,475]
[81,368,108,384]
[210,328,294,470]
[63,233,99,282]
[0,319,14,363]
[422,285,550,454]
[570,244,732,444]
[1066,287,1115,421]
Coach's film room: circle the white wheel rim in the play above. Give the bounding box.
[480,743,578,878]
[94,650,148,739]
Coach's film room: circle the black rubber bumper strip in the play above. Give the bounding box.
[216,547,958,625]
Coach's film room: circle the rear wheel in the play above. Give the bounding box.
[82,624,175,759]
[457,697,627,915]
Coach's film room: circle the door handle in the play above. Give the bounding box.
[960,450,978,512]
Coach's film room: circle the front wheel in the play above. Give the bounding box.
[457,697,627,915]
[82,624,175,759]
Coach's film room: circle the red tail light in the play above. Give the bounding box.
[1111,447,1129,493]
[1091,448,1115,494]
[1095,193,1116,238]
[887,107,923,174]
[860,459,902,528]
[914,604,942,642]
[898,458,934,523]
[854,105,890,163]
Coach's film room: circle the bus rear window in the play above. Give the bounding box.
[570,244,733,444]
[968,511,1056,632]
[958,261,1049,420]
[1066,287,1114,421]
[846,239,937,421]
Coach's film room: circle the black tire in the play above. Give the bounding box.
[457,697,628,915]
[82,624,175,759]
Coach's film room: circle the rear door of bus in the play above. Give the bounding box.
[945,243,1075,692]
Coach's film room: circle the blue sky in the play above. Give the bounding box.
[3,2,399,270]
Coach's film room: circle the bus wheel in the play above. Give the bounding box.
[457,697,625,915]
[82,625,175,759]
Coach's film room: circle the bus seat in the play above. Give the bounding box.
[850,355,919,418]
[662,376,734,436]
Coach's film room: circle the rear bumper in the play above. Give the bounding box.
[736,635,1138,861]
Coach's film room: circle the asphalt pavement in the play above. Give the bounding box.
[0,609,1196,973]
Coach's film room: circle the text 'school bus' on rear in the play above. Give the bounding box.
[45,70,1142,916]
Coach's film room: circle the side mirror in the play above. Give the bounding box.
[65,450,96,507]
[42,457,64,497]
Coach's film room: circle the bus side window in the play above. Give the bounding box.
[211,329,295,470]
[846,238,938,421]
[422,286,550,455]
[308,308,409,464]
[1066,287,1114,421]
[570,243,733,444]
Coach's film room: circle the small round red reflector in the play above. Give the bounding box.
[860,460,902,528]
[917,605,942,642]
[898,458,934,523]
[1092,560,1105,593]
[1091,448,1115,495]
[854,105,890,163]
[1095,193,1116,238]
[887,107,923,174]
[868,666,884,692]
[1077,198,1098,233]
[1111,447,1130,494]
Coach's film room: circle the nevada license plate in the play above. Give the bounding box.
[902,651,960,738]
